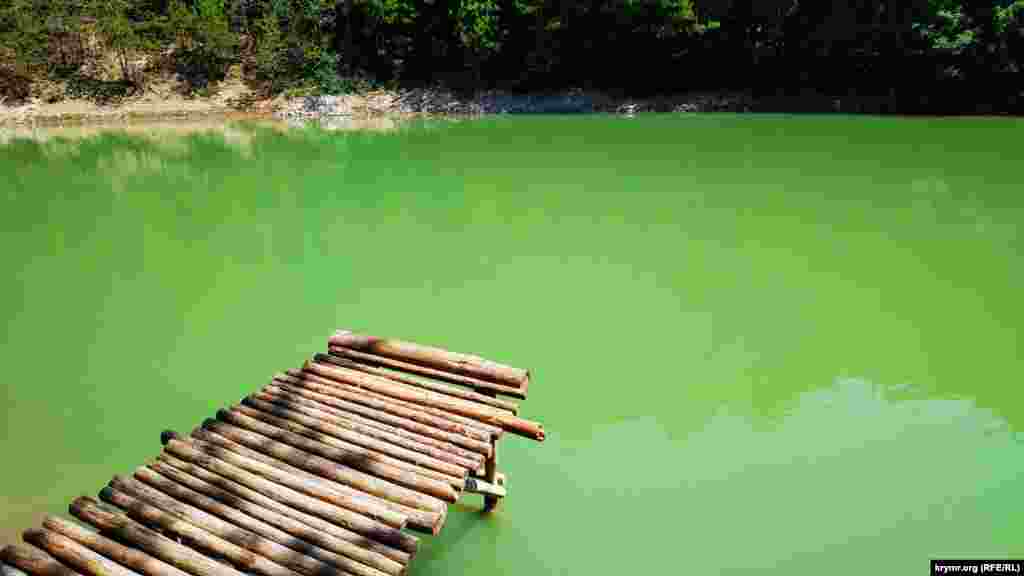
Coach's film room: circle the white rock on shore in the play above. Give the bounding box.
[273,89,752,121]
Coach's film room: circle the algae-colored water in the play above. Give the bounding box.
[1,115,1022,574]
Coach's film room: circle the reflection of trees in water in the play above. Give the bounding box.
[0,119,286,147]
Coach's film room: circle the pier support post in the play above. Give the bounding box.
[483,440,500,512]
[480,390,502,512]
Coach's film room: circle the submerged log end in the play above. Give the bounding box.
[160,430,180,446]
[97,486,115,505]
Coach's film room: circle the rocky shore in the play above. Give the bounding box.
[1,86,755,127]
[4,85,1015,126]
[273,88,754,121]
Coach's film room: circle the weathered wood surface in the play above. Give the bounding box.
[255,388,486,468]
[304,361,545,441]
[22,528,143,576]
[287,371,504,442]
[97,487,308,576]
[276,371,498,442]
[188,425,446,535]
[139,463,407,576]
[242,395,470,479]
[326,345,527,399]
[41,516,192,576]
[68,497,244,576]
[164,433,407,530]
[127,469,400,576]
[263,382,490,462]
[160,436,419,554]
[329,330,529,393]
[202,417,450,512]
[151,456,412,565]
[263,383,492,462]
[0,544,83,576]
[106,477,381,576]
[214,408,458,502]
[227,402,465,489]
[317,351,521,412]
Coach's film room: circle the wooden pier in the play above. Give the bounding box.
[1,329,544,576]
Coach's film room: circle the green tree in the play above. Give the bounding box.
[169,0,237,91]
[94,0,145,84]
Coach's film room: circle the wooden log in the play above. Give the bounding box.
[160,435,419,554]
[283,371,503,442]
[479,390,501,512]
[276,371,497,443]
[318,351,520,413]
[122,471,398,576]
[326,345,526,400]
[263,383,488,461]
[202,417,449,512]
[0,545,82,576]
[258,387,486,468]
[68,497,243,576]
[263,383,491,462]
[140,464,407,576]
[22,528,143,576]
[304,361,546,441]
[193,426,428,532]
[482,442,499,513]
[296,366,511,439]
[215,408,458,502]
[151,456,411,566]
[192,423,447,535]
[97,486,306,576]
[40,516,191,576]
[228,402,464,490]
[189,426,445,536]
[328,330,529,392]
[165,432,406,529]
[108,476,384,576]
[282,368,505,440]
[243,395,469,478]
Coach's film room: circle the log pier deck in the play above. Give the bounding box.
[2,329,544,576]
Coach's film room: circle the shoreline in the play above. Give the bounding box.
[2,87,1020,128]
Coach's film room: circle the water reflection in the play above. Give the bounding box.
[0,114,459,146]
[453,378,1023,575]
[0,118,283,145]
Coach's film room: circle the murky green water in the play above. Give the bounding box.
[1,115,1021,574]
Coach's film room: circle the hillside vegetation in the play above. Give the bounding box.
[1,0,1021,113]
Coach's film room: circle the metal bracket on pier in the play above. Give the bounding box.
[464,473,507,498]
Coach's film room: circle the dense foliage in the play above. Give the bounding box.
[0,0,1021,108]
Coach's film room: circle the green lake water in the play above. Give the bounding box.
[1,115,1021,574]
